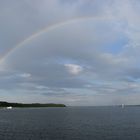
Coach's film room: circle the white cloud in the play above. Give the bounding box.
[64,64,83,75]
[18,73,31,78]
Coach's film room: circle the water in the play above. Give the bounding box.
[0,106,140,140]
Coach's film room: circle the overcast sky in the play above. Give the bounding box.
[0,0,140,105]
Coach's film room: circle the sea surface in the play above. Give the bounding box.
[0,106,140,140]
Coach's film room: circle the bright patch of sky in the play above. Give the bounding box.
[103,36,129,54]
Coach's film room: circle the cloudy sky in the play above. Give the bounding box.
[0,0,140,105]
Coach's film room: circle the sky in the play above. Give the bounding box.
[0,0,140,106]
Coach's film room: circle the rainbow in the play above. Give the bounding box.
[0,16,112,64]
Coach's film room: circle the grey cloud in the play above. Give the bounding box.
[1,0,140,105]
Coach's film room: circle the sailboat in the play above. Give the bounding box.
[121,104,124,108]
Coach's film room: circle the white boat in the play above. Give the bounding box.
[121,104,124,108]
[6,106,12,109]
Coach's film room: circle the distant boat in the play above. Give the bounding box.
[121,104,124,108]
[6,106,12,109]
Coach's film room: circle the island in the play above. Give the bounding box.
[0,101,66,108]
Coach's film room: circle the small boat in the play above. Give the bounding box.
[6,106,12,109]
[121,104,124,108]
